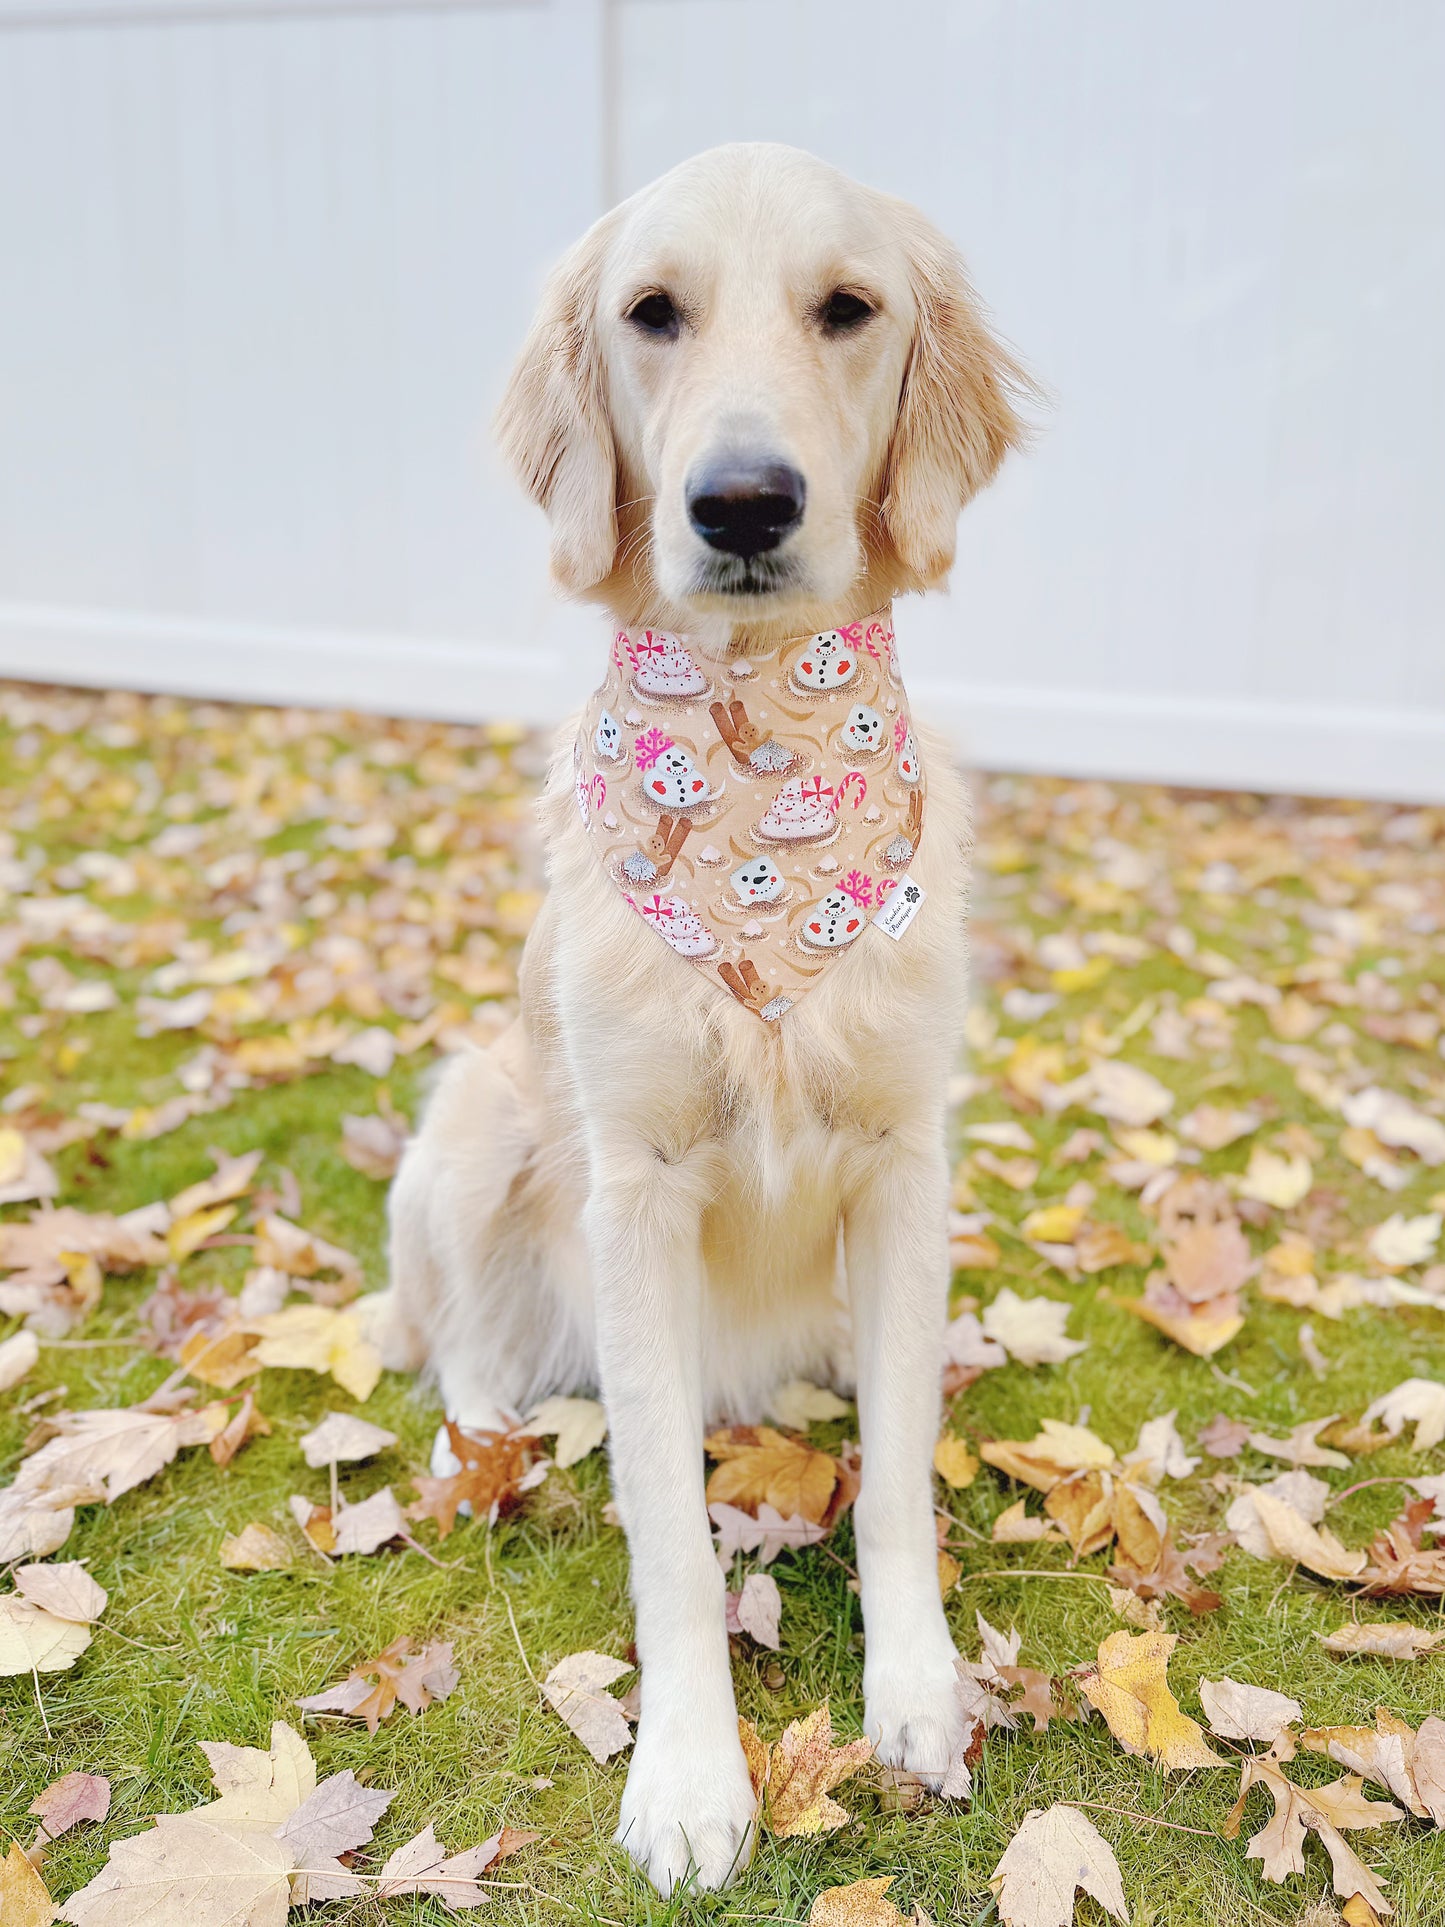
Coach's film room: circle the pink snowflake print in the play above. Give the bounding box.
[633,727,676,771]
[838,870,873,908]
[894,713,909,753]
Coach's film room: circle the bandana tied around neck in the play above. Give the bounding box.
[573,608,926,1021]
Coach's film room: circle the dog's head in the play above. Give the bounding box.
[498,143,1030,621]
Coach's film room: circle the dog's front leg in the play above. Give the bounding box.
[845,1136,967,1783]
[585,1142,756,1896]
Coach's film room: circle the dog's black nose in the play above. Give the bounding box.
[687,460,805,558]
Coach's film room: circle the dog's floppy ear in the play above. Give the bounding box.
[496,218,618,594]
[879,204,1034,585]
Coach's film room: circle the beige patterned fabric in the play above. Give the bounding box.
[573,606,926,1021]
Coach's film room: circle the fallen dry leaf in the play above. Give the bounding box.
[1361,1378,1445,1453]
[16,1398,228,1505]
[289,1485,408,1559]
[1252,1488,1367,1581]
[0,1328,40,1393]
[407,1421,547,1538]
[1199,1676,1301,1743]
[991,1498,1064,1545]
[808,1875,913,1926]
[251,1214,361,1290]
[727,1571,782,1650]
[1198,1413,1252,1457]
[246,1304,381,1401]
[980,1288,1087,1367]
[1367,1213,1441,1270]
[933,1434,979,1488]
[1356,1498,1445,1597]
[541,1649,635,1763]
[1300,1709,1436,1819]
[1222,1758,1396,1915]
[297,1637,459,1736]
[0,1844,56,1927]
[29,1769,111,1845]
[740,1700,872,1837]
[525,1394,608,1469]
[1248,1417,1352,1470]
[989,1803,1127,1927]
[220,1523,294,1571]
[0,1596,94,1675]
[1322,1622,1445,1661]
[59,1816,292,1926]
[711,1500,828,1564]
[1075,1630,1221,1769]
[1237,1145,1314,1210]
[706,1425,842,1525]
[339,1111,408,1181]
[14,1562,106,1623]
[769,1380,851,1429]
[298,1410,398,1468]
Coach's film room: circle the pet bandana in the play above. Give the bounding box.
[573,607,926,1021]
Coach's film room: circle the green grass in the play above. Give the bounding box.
[3,686,1445,1925]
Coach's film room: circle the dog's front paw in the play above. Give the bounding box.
[616,1719,758,1896]
[864,1647,969,1790]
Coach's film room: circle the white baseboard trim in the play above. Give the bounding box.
[913,677,1445,804]
[2,602,1441,803]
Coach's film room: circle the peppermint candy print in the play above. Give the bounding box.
[627,631,708,701]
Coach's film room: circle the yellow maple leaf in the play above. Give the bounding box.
[808,1876,911,1926]
[180,1322,262,1390]
[245,1305,382,1402]
[980,1420,1117,1493]
[705,1427,839,1524]
[0,1841,55,1927]
[166,1202,238,1264]
[1076,1630,1222,1769]
[933,1435,979,1489]
[740,1702,873,1837]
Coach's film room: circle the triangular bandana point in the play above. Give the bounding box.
[577,608,925,1020]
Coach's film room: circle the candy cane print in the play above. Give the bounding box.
[833,771,867,813]
[590,773,607,810]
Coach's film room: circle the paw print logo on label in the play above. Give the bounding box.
[839,703,885,753]
[730,856,785,904]
[790,631,859,694]
[646,746,709,809]
[594,709,623,760]
[896,727,921,786]
[799,887,866,950]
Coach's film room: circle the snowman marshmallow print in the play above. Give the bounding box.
[839,703,885,755]
[730,856,785,905]
[790,631,859,694]
[644,745,709,809]
[594,710,624,761]
[896,727,921,785]
[799,887,867,950]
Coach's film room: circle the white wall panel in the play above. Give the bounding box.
[0,0,605,715]
[1,1,1442,797]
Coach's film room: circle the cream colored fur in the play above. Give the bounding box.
[373,143,1029,1896]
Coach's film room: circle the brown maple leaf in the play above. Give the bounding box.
[1108,1533,1226,1615]
[705,1425,847,1527]
[1357,1498,1445,1596]
[296,1636,459,1735]
[406,1422,544,1539]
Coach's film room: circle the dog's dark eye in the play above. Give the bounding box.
[821,289,874,334]
[627,291,680,337]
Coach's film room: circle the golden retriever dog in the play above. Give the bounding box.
[372,142,1029,1894]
